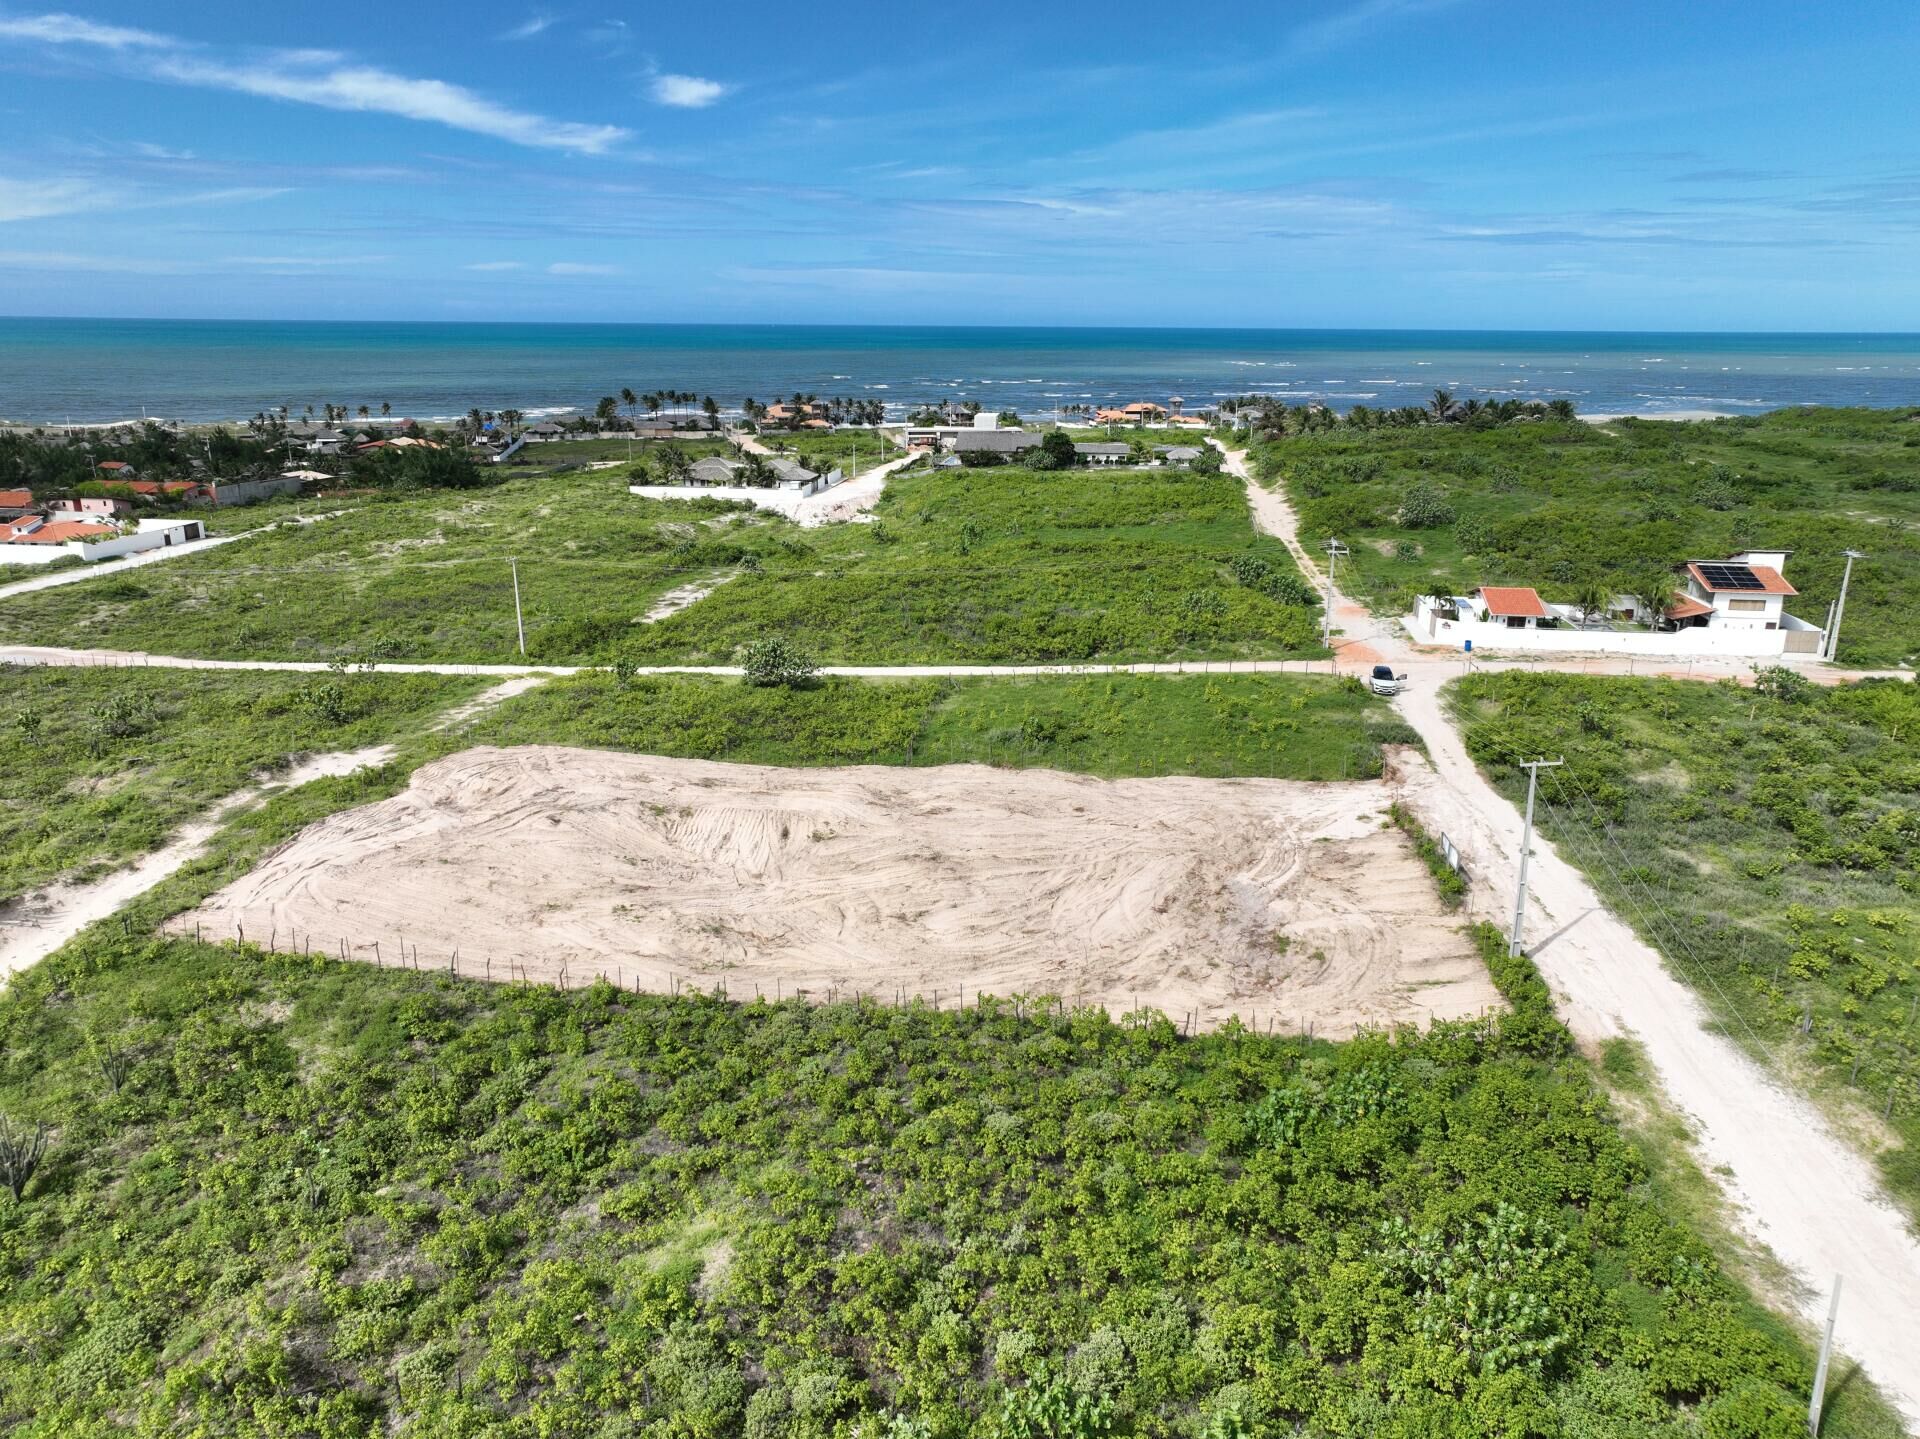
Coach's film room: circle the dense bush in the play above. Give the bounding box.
[1258,408,1920,666]
[0,909,1869,1437]
[1451,670,1920,1213]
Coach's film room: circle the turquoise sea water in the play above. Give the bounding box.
[3,319,1920,424]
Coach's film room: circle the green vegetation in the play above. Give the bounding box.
[1447,669,1920,1211]
[1254,408,1920,666]
[0,460,1321,667]
[755,429,900,479]
[1388,801,1468,909]
[469,672,1414,781]
[0,664,483,905]
[512,436,731,469]
[621,462,1320,665]
[0,471,799,663]
[1,862,1901,1437]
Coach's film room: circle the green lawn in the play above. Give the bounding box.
[1257,408,1920,666]
[0,664,484,904]
[1447,669,1920,1212]
[467,672,1416,781]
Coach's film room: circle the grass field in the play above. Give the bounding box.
[1256,408,1920,666]
[754,428,900,479]
[0,460,1322,667]
[620,462,1321,665]
[1447,669,1920,1213]
[0,664,483,904]
[467,672,1417,781]
[0,473,800,663]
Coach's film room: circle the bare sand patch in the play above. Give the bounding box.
[173,746,1498,1035]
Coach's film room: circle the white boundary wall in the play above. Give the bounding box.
[1407,596,1824,658]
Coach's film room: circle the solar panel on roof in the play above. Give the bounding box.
[1696,562,1764,590]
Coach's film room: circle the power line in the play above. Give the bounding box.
[1533,770,1784,1068]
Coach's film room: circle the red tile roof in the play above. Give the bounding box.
[1686,561,1797,596]
[0,489,31,508]
[97,460,133,471]
[13,520,114,543]
[1667,593,1713,620]
[1478,585,1551,619]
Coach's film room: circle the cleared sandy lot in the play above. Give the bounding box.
[175,745,1497,1034]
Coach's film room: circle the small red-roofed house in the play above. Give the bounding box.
[1477,586,1551,628]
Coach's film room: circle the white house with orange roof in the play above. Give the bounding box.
[1672,549,1798,630]
[1409,550,1825,656]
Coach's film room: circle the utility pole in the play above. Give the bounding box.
[1509,758,1564,956]
[509,557,526,657]
[1322,539,1350,648]
[1826,549,1864,661]
[1808,1274,1841,1436]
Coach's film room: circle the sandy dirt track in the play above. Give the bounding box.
[175,745,1498,1035]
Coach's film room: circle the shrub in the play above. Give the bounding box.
[740,636,818,688]
[1399,481,1457,529]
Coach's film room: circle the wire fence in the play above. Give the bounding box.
[188,910,1492,1046]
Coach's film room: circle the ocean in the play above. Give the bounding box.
[4,318,1920,425]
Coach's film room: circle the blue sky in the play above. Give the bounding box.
[0,1,1914,328]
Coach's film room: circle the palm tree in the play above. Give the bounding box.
[1548,399,1577,422]
[380,400,391,419]
[1572,580,1611,628]
[644,392,662,430]
[621,387,638,427]
[702,395,720,429]
[1428,388,1454,423]
[1634,570,1678,630]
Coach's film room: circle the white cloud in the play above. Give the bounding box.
[1286,0,1464,57]
[0,248,192,274]
[0,177,110,223]
[0,11,170,47]
[0,175,286,223]
[500,13,554,40]
[1,11,631,153]
[650,74,726,109]
[465,260,525,270]
[152,55,630,153]
[227,254,390,267]
[547,261,618,275]
[131,141,196,160]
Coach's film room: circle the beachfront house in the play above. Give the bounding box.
[1675,549,1798,630]
[525,421,567,441]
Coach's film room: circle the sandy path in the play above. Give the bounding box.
[1231,438,1920,1423]
[1391,681,1920,1425]
[0,679,548,981]
[175,745,1498,1037]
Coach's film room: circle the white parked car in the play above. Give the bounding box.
[1369,664,1409,696]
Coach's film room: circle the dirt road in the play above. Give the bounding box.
[1224,444,1920,1426]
